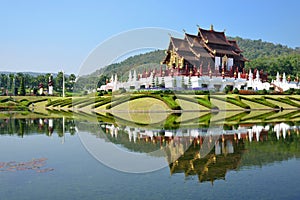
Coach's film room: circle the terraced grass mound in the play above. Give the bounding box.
[111,97,169,111]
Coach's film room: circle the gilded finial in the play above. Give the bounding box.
[210,24,214,31]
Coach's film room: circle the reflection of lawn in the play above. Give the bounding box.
[210,111,244,123]
[0,111,63,119]
[264,110,299,121]
[240,110,270,120]
[109,112,169,125]
[177,112,211,124]
[240,111,276,122]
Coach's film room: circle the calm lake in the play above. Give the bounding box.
[1,112,300,200]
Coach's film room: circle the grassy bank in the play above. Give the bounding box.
[1,94,300,113]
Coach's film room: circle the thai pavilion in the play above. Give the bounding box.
[162,24,248,78]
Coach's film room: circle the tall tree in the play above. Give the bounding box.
[97,75,108,88]
[67,73,76,92]
[19,77,26,96]
[36,74,47,89]
[55,71,65,94]
[0,74,8,89]
[8,74,15,95]
[15,72,24,88]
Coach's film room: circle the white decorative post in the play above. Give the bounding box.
[48,119,53,135]
[48,74,53,95]
[62,116,65,144]
[39,82,43,95]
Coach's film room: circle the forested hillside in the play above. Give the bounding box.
[228,37,300,77]
[228,36,297,60]
[92,50,165,77]
[76,50,165,90]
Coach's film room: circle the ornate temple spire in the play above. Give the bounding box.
[255,70,260,81]
[128,70,132,82]
[276,72,280,82]
[114,74,118,83]
[283,72,286,83]
[133,70,137,81]
[110,74,114,83]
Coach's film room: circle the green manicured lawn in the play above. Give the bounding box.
[1,94,300,113]
[111,97,169,111]
[175,99,209,111]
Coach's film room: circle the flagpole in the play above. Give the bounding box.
[62,70,65,98]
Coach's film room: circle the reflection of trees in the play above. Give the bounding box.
[0,117,75,137]
[94,110,300,131]
[18,118,25,137]
[240,129,300,167]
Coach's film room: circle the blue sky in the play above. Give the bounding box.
[0,0,299,74]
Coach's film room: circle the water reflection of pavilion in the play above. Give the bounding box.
[102,122,300,184]
[103,122,298,146]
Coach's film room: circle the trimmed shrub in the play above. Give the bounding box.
[233,88,239,94]
[224,86,231,94]
[238,90,256,95]
[195,97,216,109]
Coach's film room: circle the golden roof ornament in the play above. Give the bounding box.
[210,24,214,31]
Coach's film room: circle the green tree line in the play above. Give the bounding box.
[0,72,76,96]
